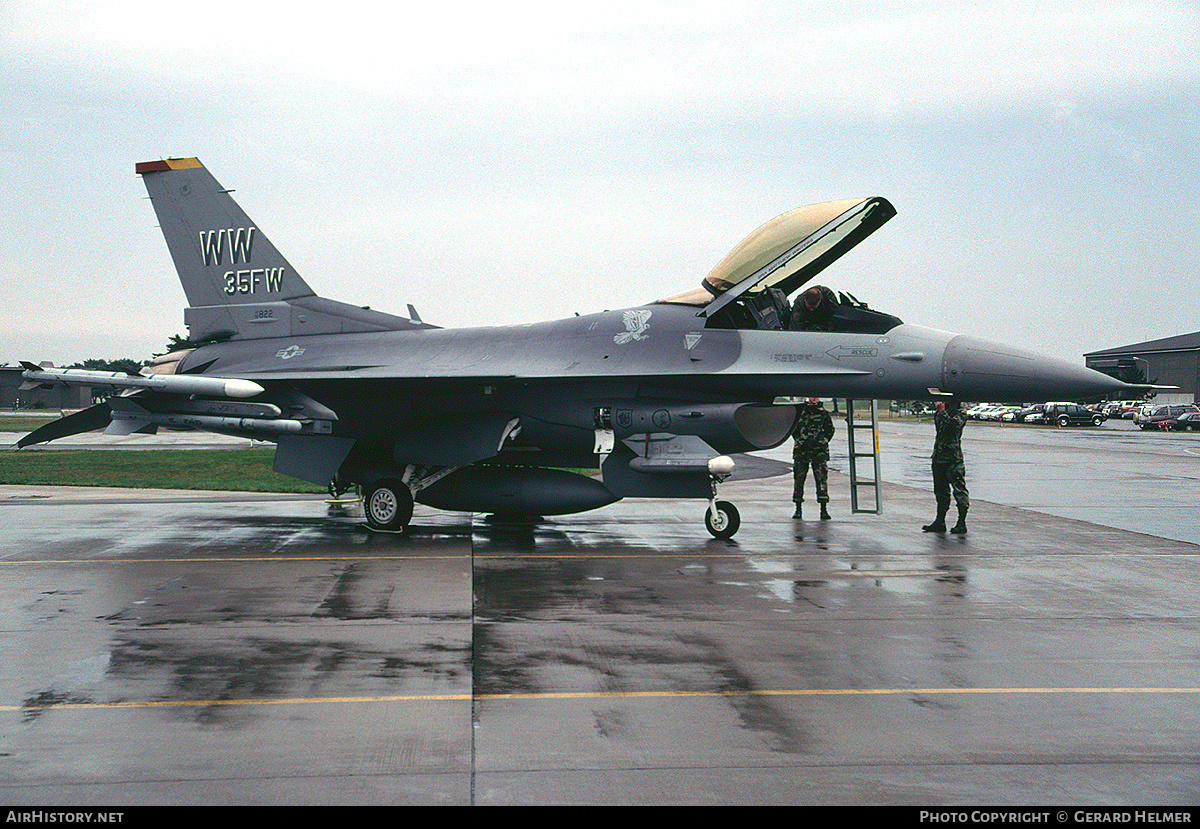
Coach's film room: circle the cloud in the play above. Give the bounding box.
[0,1,1197,364]
[9,2,1196,116]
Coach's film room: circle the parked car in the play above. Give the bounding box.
[1163,411,1200,432]
[981,405,1021,421]
[1005,404,1045,423]
[965,404,996,420]
[1135,404,1200,430]
[1043,403,1107,427]
[1105,400,1145,418]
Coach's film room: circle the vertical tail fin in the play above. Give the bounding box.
[137,158,425,341]
[137,158,315,310]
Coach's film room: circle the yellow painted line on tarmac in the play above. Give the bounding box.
[7,686,1200,714]
[0,555,472,565]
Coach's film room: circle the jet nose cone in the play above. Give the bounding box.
[942,335,1127,400]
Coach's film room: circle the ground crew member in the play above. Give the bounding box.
[792,397,835,519]
[923,399,970,533]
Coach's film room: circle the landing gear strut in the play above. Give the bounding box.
[704,455,740,539]
[327,475,359,504]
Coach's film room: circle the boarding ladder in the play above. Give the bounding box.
[844,399,882,514]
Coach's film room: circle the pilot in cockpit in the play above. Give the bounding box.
[790,285,838,331]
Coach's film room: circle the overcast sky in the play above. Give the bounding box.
[1,0,1197,366]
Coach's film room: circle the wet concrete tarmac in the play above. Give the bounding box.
[867,418,1200,545]
[1,420,1198,805]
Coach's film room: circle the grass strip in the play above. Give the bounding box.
[0,448,323,493]
[0,416,61,433]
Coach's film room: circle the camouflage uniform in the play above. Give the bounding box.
[927,406,969,532]
[792,402,835,508]
[790,284,838,331]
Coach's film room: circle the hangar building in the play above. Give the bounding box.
[1085,332,1200,404]
[0,365,96,411]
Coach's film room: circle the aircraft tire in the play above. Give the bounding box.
[365,479,414,532]
[705,501,740,539]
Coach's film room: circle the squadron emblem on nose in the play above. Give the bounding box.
[615,309,651,344]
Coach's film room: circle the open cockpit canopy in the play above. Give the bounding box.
[658,196,895,308]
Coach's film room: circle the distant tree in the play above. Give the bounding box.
[68,358,145,374]
[155,333,205,355]
[1115,365,1148,386]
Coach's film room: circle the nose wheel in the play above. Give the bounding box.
[705,499,740,539]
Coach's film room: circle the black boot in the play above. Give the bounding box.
[922,508,948,532]
[792,503,802,519]
[950,507,968,534]
[819,503,831,520]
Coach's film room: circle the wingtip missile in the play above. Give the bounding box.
[19,365,264,399]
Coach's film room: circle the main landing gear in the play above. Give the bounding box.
[704,455,740,539]
[363,478,414,532]
[353,458,743,539]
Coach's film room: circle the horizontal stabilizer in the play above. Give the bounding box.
[16,403,113,448]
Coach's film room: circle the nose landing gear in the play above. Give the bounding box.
[705,499,741,539]
[704,456,740,539]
